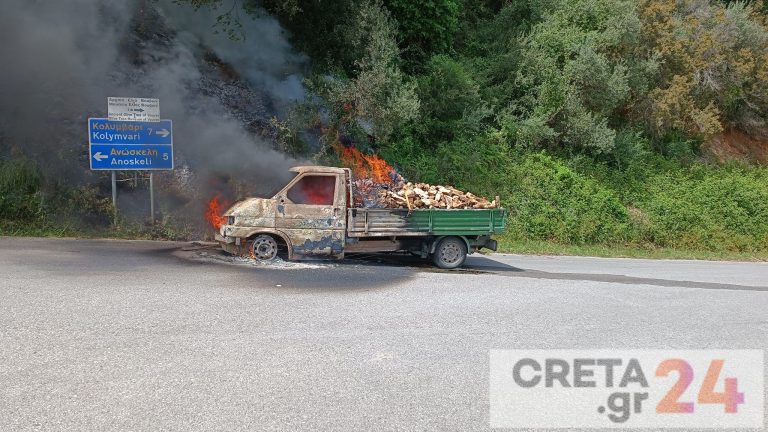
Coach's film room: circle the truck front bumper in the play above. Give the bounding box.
[215,230,244,256]
[215,233,234,244]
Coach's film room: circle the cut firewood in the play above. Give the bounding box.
[375,182,499,210]
[353,171,498,210]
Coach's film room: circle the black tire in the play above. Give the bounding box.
[432,237,467,269]
[251,235,279,261]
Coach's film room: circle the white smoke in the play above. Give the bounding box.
[157,0,308,113]
[0,0,309,204]
[0,0,134,171]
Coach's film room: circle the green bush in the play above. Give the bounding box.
[382,130,510,195]
[415,55,484,144]
[384,134,632,245]
[0,159,43,221]
[503,152,631,244]
[641,165,768,251]
[382,126,768,253]
[0,159,117,233]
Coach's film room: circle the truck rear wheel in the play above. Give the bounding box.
[251,235,278,261]
[432,237,467,269]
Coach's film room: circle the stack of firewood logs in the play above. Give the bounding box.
[379,183,499,210]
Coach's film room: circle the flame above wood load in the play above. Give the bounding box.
[339,146,398,184]
[338,145,498,210]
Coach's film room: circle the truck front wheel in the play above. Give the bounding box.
[251,235,279,261]
[432,237,467,269]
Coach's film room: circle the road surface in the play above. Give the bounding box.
[1,237,766,431]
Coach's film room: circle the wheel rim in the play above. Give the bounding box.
[252,236,278,260]
[440,242,461,264]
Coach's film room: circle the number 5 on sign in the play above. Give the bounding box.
[656,359,745,414]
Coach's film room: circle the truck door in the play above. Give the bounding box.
[274,172,347,258]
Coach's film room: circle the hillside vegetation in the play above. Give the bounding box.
[259,0,768,256]
[3,0,768,258]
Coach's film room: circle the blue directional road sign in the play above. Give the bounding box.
[88,118,173,170]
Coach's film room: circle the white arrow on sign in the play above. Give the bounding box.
[155,128,170,138]
[93,152,108,162]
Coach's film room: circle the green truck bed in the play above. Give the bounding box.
[346,208,506,237]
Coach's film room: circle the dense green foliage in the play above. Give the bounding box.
[0,159,43,221]
[382,136,768,252]
[257,0,460,73]
[0,156,115,229]
[0,158,186,239]
[640,166,768,251]
[382,0,460,71]
[277,0,768,254]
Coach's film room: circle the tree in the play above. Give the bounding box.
[500,0,645,154]
[261,0,359,72]
[383,0,460,72]
[310,1,420,146]
[415,55,484,143]
[637,0,768,139]
[261,0,460,73]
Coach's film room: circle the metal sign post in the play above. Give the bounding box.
[149,172,155,222]
[111,170,117,226]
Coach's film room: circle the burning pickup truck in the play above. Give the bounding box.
[215,166,506,268]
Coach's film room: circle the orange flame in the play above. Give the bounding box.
[338,145,394,183]
[205,195,228,230]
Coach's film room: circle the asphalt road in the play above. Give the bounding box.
[1,237,767,431]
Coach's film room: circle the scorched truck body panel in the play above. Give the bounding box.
[215,166,506,268]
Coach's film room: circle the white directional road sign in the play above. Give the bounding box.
[108,97,160,122]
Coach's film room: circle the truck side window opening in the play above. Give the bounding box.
[287,175,336,206]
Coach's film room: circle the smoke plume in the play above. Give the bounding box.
[0,0,309,229]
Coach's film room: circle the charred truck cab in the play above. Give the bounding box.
[216,166,506,269]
